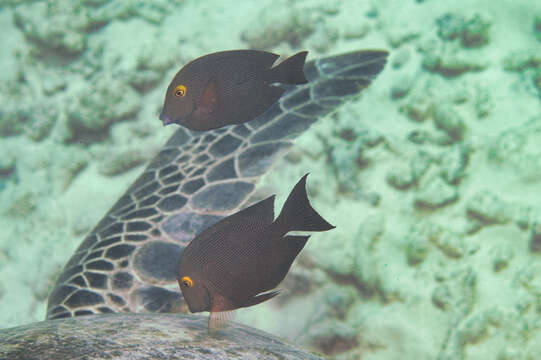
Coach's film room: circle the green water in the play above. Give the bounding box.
[0,0,540,359]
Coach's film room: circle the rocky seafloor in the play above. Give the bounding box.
[0,0,540,359]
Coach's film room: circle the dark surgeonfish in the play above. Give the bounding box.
[177,174,334,330]
[159,50,308,131]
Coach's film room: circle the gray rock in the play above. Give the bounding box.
[98,148,149,176]
[511,204,534,230]
[0,103,31,137]
[0,313,322,359]
[433,231,468,258]
[81,0,110,5]
[474,84,492,119]
[436,13,491,48]
[391,48,411,69]
[437,267,477,360]
[12,0,177,57]
[458,313,489,344]
[40,71,67,96]
[415,176,458,209]
[310,230,356,277]
[466,190,509,224]
[0,152,15,177]
[406,232,431,266]
[391,74,414,99]
[411,150,433,180]
[399,94,433,122]
[5,191,36,217]
[342,22,369,40]
[123,40,179,93]
[513,262,541,302]
[382,14,421,47]
[502,49,541,95]
[0,99,58,141]
[437,13,468,41]
[66,75,141,141]
[387,150,433,190]
[136,0,169,24]
[529,218,541,252]
[241,1,316,48]
[386,162,415,189]
[420,38,486,77]
[497,347,528,360]
[13,2,89,56]
[460,14,491,47]
[487,127,526,164]
[491,244,514,272]
[439,144,470,185]
[432,283,452,310]
[25,102,59,142]
[487,117,541,182]
[502,50,541,72]
[303,320,358,358]
[534,67,541,94]
[136,41,181,73]
[433,104,467,142]
[53,148,88,192]
[535,15,541,42]
[321,286,357,320]
[307,24,339,53]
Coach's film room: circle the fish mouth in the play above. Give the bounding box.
[159,111,175,126]
[159,110,193,127]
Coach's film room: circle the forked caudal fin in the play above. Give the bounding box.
[274,174,335,233]
[269,51,308,85]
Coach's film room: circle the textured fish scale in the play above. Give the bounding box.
[46,50,388,320]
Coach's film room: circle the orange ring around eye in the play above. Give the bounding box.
[181,276,193,287]
[174,84,186,97]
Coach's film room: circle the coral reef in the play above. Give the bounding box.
[241,1,317,49]
[12,0,176,57]
[65,75,141,141]
[436,13,491,48]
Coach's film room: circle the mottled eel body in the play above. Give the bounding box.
[46,50,388,320]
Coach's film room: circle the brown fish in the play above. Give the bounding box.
[177,174,334,329]
[159,50,308,131]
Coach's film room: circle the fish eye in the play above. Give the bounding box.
[174,85,186,97]
[181,276,193,288]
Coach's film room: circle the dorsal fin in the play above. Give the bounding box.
[195,195,275,240]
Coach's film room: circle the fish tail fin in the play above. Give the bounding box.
[269,51,308,84]
[275,174,335,233]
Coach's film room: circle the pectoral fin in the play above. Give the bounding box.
[198,77,219,114]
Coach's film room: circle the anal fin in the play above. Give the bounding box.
[243,290,280,307]
[209,310,236,332]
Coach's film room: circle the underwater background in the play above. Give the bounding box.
[0,0,540,359]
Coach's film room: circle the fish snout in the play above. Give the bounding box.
[159,111,174,126]
[187,302,203,313]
